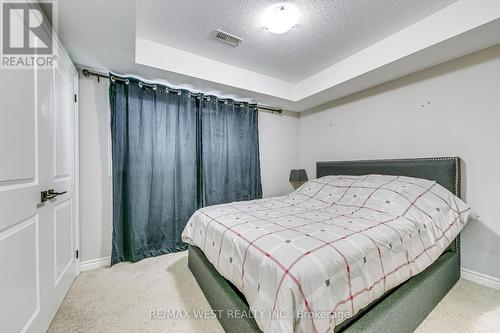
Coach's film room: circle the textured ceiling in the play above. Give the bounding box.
[137,0,457,82]
[56,0,500,111]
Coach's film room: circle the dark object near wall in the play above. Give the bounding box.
[109,75,262,265]
[289,169,308,189]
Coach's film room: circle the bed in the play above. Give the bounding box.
[183,157,472,333]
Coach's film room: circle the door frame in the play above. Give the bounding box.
[73,70,80,276]
[51,30,80,280]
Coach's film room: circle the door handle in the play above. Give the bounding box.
[40,189,67,203]
[48,189,67,196]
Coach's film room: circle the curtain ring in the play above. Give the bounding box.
[110,76,129,85]
[138,82,157,90]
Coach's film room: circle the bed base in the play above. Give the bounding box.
[189,245,459,333]
[188,157,462,332]
[189,245,262,333]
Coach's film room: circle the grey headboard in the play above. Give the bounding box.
[316,157,461,198]
[316,157,461,254]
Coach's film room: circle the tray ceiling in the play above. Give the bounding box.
[57,0,500,111]
[137,0,457,82]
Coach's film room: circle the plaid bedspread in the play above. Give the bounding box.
[182,175,473,332]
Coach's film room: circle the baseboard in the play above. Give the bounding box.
[461,268,500,290]
[79,256,111,271]
[78,257,499,290]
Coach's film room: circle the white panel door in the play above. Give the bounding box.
[0,67,43,333]
[0,46,78,333]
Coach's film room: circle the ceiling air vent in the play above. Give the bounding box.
[214,30,242,47]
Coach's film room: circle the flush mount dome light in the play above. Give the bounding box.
[262,3,300,34]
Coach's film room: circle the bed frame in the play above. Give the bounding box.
[188,157,462,333]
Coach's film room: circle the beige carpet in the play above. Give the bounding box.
[48,251,500,333]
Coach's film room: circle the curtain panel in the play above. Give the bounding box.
[201,99,262,206]
[110,77,262,265]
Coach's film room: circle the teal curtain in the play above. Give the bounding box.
[201,99,262,206]
[110,77,262,265]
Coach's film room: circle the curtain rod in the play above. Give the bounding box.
[81,68,283,114]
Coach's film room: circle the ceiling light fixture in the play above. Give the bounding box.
[262,3,300,34]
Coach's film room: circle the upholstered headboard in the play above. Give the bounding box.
[316,157,461,254]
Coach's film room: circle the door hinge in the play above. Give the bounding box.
[75,250,79,259]
[74,94,77,103]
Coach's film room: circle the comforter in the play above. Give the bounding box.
[182,175,474,332]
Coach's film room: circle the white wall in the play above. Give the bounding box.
[78,76,298,263]
[78,77,113,264]
[259,111,299,197]
[299,44,500,281]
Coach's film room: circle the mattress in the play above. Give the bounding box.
[182,175,473,333]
